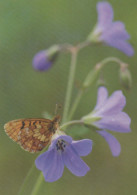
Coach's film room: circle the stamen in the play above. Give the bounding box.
[56,139,67,152]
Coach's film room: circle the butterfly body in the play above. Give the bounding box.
[4,115,60,153]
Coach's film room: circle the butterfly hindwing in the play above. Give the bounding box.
[4,118,56,153]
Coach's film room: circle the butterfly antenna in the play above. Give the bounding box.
[55,103,62,116]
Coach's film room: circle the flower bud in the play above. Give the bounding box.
[119,66,132,90]
[82,65,101,89]
[96,76,106,88]
[32,45,60,71]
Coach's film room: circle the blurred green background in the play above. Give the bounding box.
[0,0,137,194]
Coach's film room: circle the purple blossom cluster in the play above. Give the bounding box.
[33,1,133,183]
[35,86,131,182]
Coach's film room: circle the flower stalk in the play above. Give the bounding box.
[62,48,78,123]
[60,119,83,131]
[30,173,43,195]
[68,57,123,120]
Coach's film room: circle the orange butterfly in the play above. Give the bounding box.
[4,115,60,153]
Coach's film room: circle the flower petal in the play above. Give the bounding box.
[94,112,131,133]
[101,21,134,56]
[35,149,64,182]
[43,150,64,182]
[35,149,54,171]
[97,2,113,28]
[96,90,126,116]
[63,146,90,176]
[72,139,92,156]
[94,87,108,110]
[102,21,130,41]
[104,38,134,56]
[97,130,121,156]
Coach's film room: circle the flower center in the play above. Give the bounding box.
[56,139,67,152]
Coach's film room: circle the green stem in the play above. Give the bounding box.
[62,49,78,123]
[60,119,83,130]
[68,57,122,120]
[18,164,39,195]
[68,89,84,121]
[97,57,122,68]
[68,66,101,120]
[76,41,91,50]
[30,173,43,195]
[18,148,48,195]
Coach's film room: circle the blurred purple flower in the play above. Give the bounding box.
[32,50,52,71]
[82,87,131,156]
[35,135,92,182]
[89,2,134,56]
[32,45,60,71]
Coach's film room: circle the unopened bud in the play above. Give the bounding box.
[119,66,132,90]
[96,75,106,88]
[32,45,60,71]
[83,64,101,89]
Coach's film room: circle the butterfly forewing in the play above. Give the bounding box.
[4,117,59,153]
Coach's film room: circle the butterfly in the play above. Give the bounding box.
[4,115,61,153]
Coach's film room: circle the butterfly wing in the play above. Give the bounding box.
[4,118,54,153]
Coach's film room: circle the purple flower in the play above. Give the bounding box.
[32,50,52,71]
[35,135,92,182]
[82,87,131,156]
[88,2,134,56]
[32,45,60,71]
